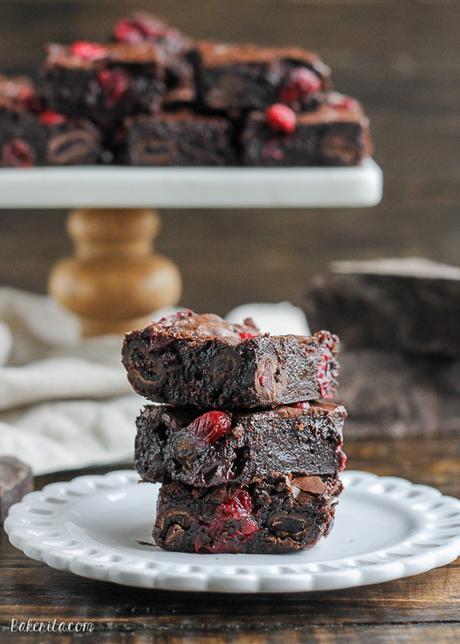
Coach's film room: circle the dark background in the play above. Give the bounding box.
[1,0,459,315]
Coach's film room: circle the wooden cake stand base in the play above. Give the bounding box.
[48,208,181,336]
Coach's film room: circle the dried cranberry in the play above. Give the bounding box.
[97,69,130,106]
[194,489,258,554]
[114,16,167,43]
[266,104,297,135]
[281,68,321,105]
[188,411,232,445]
[317,353,333,399]
[338,448,347,471]
[70,41,108,60]
[294,401,310,410]
[239,331,259,340]
[113,19,144,44]
[220,489,253,515]
[2,138,35,167]
[329,93,360,112]
[39,110,67,125]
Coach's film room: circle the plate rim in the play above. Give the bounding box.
[4,469,460,593]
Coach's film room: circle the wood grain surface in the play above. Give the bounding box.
[1,436,459,642]
[0,0,459,314]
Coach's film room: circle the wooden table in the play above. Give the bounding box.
[1,435,459,643]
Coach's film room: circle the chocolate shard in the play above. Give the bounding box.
[305,258,460,358]
[0,456,33,524]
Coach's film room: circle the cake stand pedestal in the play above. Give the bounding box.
[0,160,382,335]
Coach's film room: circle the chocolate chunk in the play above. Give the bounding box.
[291,475,328,495]
[0,457,33,524]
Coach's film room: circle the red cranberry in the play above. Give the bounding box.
[239,331,259,340]
[114,16,167,43]
[188,411,232,445]
[70,41,108,60]
[39,110,67,125]
[329,93,360,112]
[338,448,347,471]
[266,104,297,135]
[318,353,333,399]
[113,19,144,44]
[294,401,310,410]
[220,489,253,515]
[281,68,321,105]
[2,138,35,167]
[97,69,130,106]
[194,489,258,553]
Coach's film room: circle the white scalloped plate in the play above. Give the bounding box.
[5,470,460,593]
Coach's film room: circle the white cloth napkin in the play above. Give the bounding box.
[0,288,308,475]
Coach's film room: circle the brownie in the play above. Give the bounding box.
[111,13,196,107]
[39,111,101,165]
[43,41,166,128]
[192,41,330,112]
[305,258,460,358]
[153,474,342,554]
[242,95,371,166]
[136,401,346,487]
[0,75,101,166]
[0,456,33,524]
[123,111,236,166]
[122,310,339,408]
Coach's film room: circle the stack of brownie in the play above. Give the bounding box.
[0,11,372,167]
[122,310,347,554]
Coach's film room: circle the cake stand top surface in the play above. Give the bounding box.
[0,159,382,209]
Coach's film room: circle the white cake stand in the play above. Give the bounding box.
[0,160,382,335]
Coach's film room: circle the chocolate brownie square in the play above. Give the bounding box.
[123,111,236,166]
[0,75,101,166]
[192,41,330,112]
[135,402,346,487]
[242,94,371,166]
[111,12,196,107]
[122,310,339,408]
[39,110,101,165]
[43,41,166,128]
[153,474,342,554]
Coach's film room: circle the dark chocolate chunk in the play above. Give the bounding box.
[0,457,33,524]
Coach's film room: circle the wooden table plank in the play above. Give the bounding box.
[1,437,459,642]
